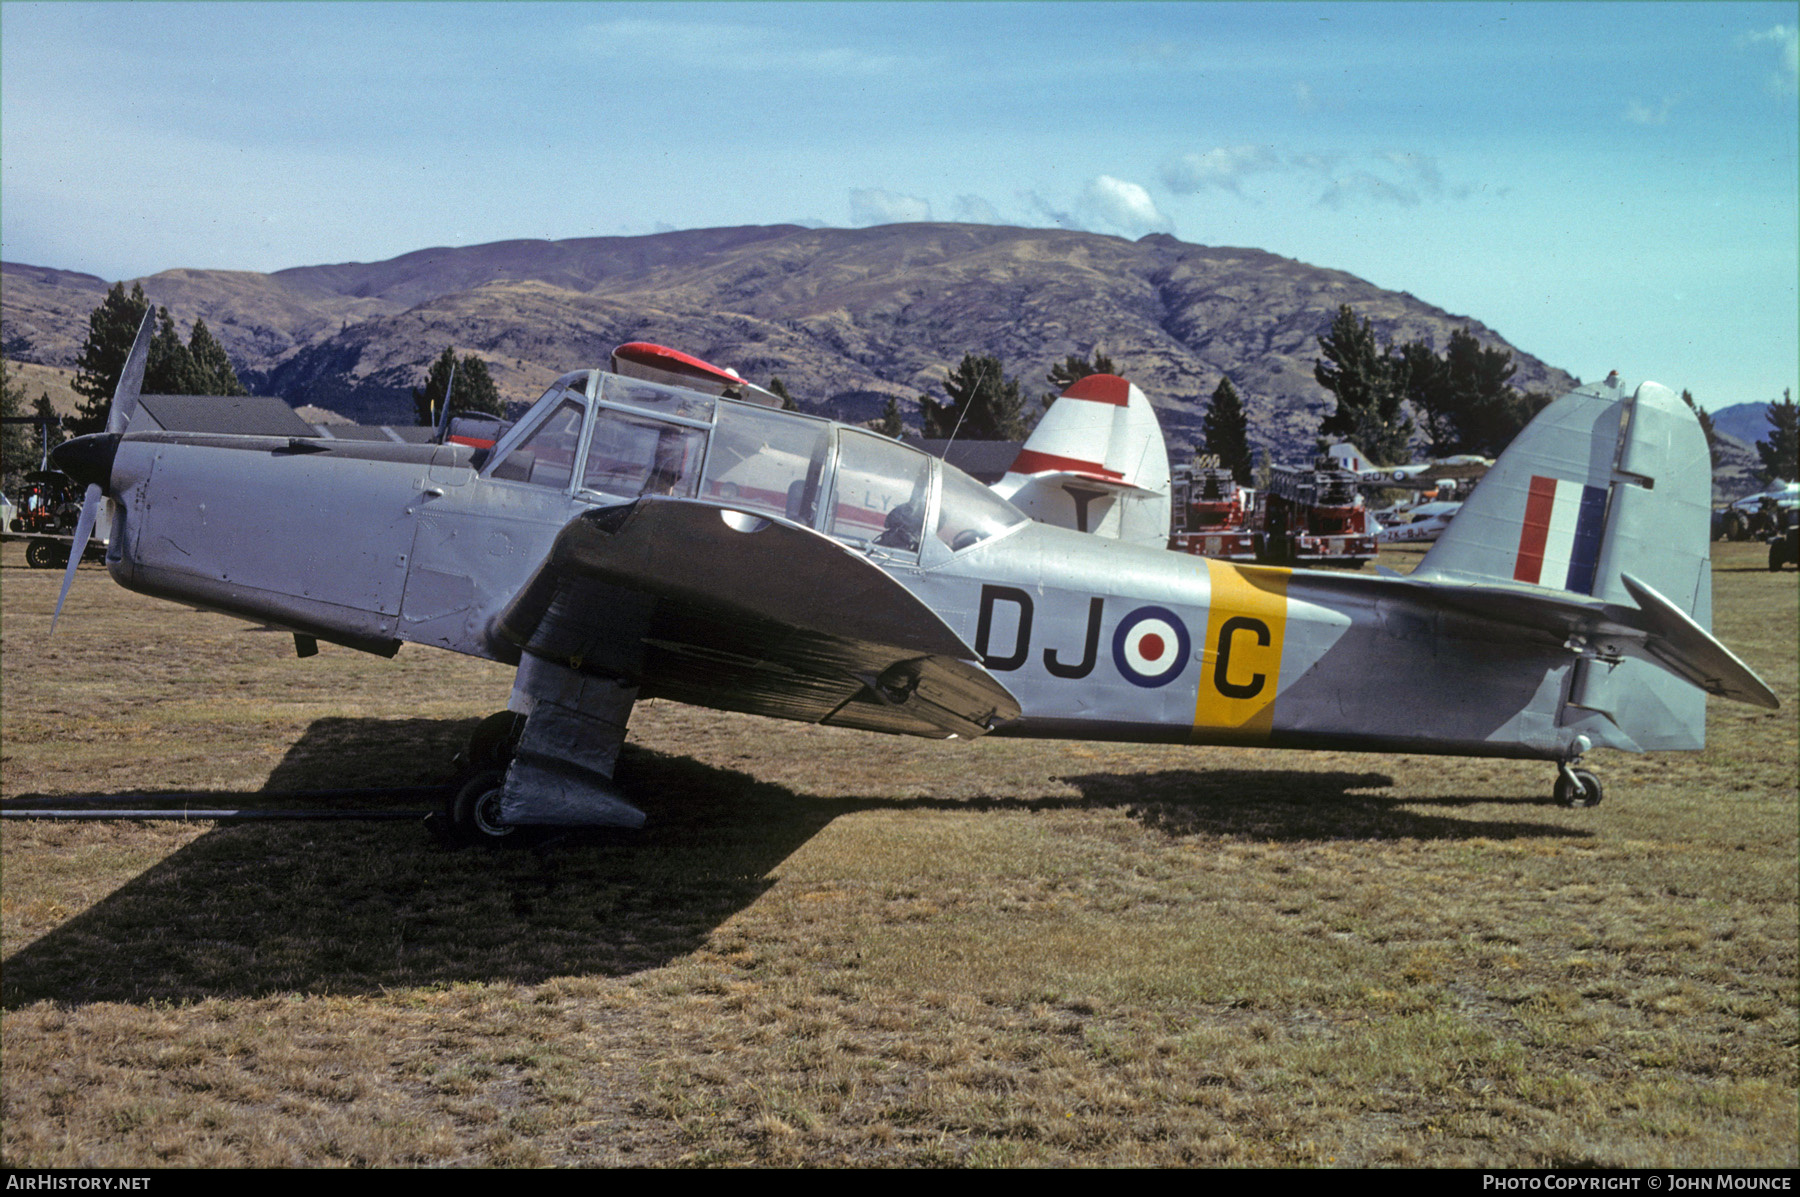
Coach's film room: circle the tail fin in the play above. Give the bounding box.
[991,374,1171,546]
[1416,378,1711,612]
[1325,442,1371,474]
[1416,378,1729,748]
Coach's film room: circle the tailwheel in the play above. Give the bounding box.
[1554,766,1603,809]
[446,769,517,846]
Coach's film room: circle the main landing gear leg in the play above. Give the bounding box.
[437,711,526,846]
[441,655,647,847]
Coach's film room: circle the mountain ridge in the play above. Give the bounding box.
[3,222,1581,464]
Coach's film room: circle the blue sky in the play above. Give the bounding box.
[3,1,1795,410]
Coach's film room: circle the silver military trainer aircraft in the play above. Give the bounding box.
[49,316,1778,842]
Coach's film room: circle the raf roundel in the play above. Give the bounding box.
[1111,606,1192,688]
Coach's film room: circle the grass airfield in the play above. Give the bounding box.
[2,539,1794,1168]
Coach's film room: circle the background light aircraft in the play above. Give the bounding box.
[1327,442,1493,491]
[1374,500,1461,544]
[49,316,1777,842]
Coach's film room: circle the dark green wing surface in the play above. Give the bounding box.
[495,498,1020,739]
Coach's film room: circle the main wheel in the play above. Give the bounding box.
[1554,768,1603,809]
[448,770,516,844]
[25,539,64,569]
[466,710,526,770]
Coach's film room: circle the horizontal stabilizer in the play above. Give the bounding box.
[1005,470,1161,500]
[1294,568,1780,714]
[1618,573,1779,709]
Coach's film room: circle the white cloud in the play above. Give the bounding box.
[1288,152,1341,176]
[1378,150,1445,196]
[1162,146,1282,195]
[1740,24,1799,94]
[1024,191,1078,230]
[1023,183,1170,238]
[1292,81,1316,113]
[952,194,1007,225]
[1162,144,1472,211]
[1624,96,1676,125]
[848,188,932,226]
[1317,171,1421,210]
[1080,176,1173,237]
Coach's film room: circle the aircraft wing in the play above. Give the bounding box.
[494,498,1021,738]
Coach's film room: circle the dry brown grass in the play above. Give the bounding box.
[2,540,1794,1167]
[1,360,81,420]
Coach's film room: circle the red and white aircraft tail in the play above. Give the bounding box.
[991,374,1171,547]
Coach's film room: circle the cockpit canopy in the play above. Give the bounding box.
[483,369,1027,562]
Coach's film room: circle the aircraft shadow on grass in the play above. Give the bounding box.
[1060,769,1596,841]
[3,716,1586,1010]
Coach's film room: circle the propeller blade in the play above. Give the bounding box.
[106,310,154,436]
[50,310,149,633]
[50,483,101,636]
[435,359,457,442]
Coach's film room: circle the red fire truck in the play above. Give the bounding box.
[1252,460,1376,567]
[1168,459,1257,561]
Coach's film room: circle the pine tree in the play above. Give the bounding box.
[187,318,246,396]
[1440,328,1522,456]
[1314,305,1412,465]
[459,356,502,418]
[1,361,35,491]
[870,396,905,437]
[412,347,505,425]
[144,307,206,395]
[1202,376,1254,485]
[921,353,1030,440]
[1046,351,1118,389]
[70,282,151,434]
[1399,338,1453,456]
[69,288,249,432]
[413,348,456,424]
[767,377,799,412]
[1757,389,1798,484]
[1043,351,1118,408]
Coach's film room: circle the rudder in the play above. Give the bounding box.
[1416,378,1711,614]
[1415,378,1717,750]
